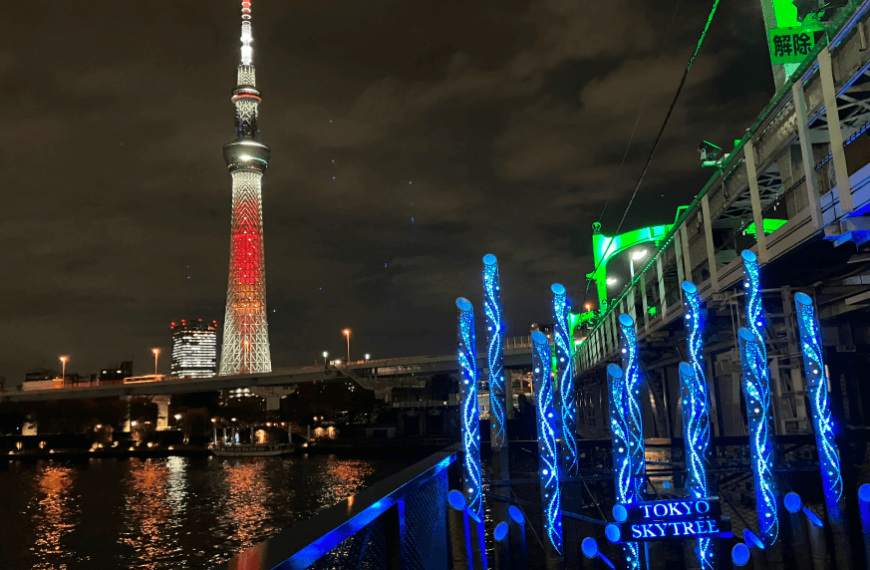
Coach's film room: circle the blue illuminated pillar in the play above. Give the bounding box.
[531,330,564,568]
[618,314,646,501]
[456,297,483,520]
[552,283,578,479]
[739,250,780,547]
[483,255,507,451]
[680,280,714,568]
[795,292,851,566]
[678,363,713,567]
[610,313,646,570]
[607,362,641,570]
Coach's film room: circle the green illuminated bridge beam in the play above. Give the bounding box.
[587,218,677,313]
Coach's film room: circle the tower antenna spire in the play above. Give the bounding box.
[240,1,253,66]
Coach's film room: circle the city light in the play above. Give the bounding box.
[551,283,577,478]
[794,293,843,512]
[531,330,563,561]
[364,353,370,361]
[343,329,351,363]
[679,281,713,568]
[483,254,506,451]
[606,277,619,287]
[456,297,483,520]
[171,321,218,378]
[739,250,779,547]
[629,249,648,277]
[152,348,160,375]
[59,356,68,381]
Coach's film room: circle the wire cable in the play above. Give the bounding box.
[583,0,723,305]
[596,0,684,226]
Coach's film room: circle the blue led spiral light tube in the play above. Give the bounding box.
[552,283,578,479]
[483,255,507,451]
[680,281,714,568]
[794,293,842,505]
[456,297,483,520]
[531,330,564,568]
[618,314,646,501]
[739,250,779,547]
[795,292,852,566]
[607,362,641,570]
[612,313,646,570]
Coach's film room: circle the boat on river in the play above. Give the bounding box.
[210,442,294,457]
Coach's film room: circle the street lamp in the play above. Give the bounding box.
[365,353,370,361]
[629,249,648,278]
[59,356,68,381]
[322,351,328,365]
[152,348,160,375]
[343,329,351,363]
[584,302,592,312]
[606,277,619,288]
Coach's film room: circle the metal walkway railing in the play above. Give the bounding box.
[225,445,458,570]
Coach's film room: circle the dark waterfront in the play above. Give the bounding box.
[0,454,409,570]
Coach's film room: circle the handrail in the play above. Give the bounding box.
[226,444,458,570]
[582,0,870,348]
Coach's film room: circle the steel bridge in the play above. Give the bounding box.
[575,3,870,442]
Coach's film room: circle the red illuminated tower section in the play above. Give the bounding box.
[219,0,272,375]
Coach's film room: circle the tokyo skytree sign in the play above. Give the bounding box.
[220,0,273,375]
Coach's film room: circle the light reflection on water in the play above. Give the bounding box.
[0,455,404,570]
[216,460,273,554]
[29,463,83,569]
[120,457,188,568]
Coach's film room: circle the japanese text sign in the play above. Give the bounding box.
[769,26,820,64]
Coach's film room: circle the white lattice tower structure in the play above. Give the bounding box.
[219,0,272,375]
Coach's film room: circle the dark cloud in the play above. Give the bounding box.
[0,0,773,382]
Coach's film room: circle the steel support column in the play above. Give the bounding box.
[818,46,854,213]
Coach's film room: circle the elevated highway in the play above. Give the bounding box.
[1,343,533,403]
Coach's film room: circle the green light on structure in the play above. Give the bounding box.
[762,0,809,81]
[588,222,672,313]
[745,218,788,237]
[648,306,657,317]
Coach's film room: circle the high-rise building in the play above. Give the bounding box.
[219,0,272,375]
[171,319,218,378]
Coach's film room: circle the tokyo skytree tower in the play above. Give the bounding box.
[219,0,272,375]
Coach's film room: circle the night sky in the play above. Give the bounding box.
[1,0,776,382]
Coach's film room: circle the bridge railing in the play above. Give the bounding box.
[577,0,870,373]
[225,445,458,570]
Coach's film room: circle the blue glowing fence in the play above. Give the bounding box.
[225,447,457,570]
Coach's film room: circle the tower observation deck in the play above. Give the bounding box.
[219,0,272,375]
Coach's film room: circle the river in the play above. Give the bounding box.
[0,455,409,570]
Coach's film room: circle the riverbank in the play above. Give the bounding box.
[4,437,456,461]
